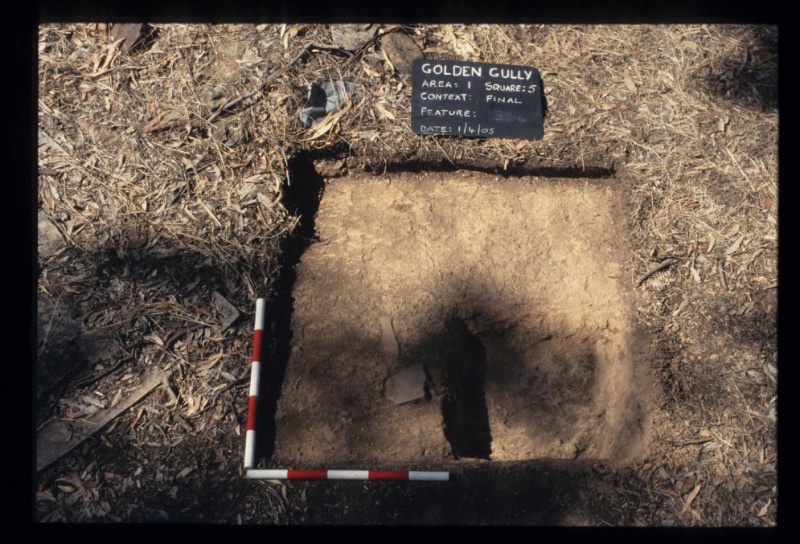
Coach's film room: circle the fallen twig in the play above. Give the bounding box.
[636,258,679,287]
[668,437,713,447]
[680,483,702,515]
[191,375,250,417]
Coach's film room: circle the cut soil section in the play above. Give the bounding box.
[270,170,650,468]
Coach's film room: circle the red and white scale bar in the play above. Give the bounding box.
[244,298,265,470]
[244,299,449,482]
[247,469,449,481]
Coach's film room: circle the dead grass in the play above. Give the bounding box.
[36,23,777,526]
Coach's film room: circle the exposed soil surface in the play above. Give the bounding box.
[272,171,649,468]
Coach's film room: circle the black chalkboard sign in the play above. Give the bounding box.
[411,59,544,140]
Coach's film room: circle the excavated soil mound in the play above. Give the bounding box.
[273,170,650,468]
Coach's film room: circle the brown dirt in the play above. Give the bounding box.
[33,22,780,528]
[275,171,649,467]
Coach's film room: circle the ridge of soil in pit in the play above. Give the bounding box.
[267,170,652,469]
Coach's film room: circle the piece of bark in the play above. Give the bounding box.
[381,31,424,74]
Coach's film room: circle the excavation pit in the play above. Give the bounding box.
[272,170,648,467]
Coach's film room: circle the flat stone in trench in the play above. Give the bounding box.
[385,364,427,405]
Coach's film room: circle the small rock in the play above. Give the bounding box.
[329,24,377,51]
[385,364,426,405]
[381,31,424,74]
[212,291,241,330]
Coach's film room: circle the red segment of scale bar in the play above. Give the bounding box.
[285,470,410,480]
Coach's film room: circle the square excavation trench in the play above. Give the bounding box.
[273,170,647,467]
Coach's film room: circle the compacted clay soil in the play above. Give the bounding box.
[270,171,651,471]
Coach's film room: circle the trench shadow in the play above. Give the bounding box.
[440,316,492,460]
[382,161,614,179]
[253,152,325,461]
